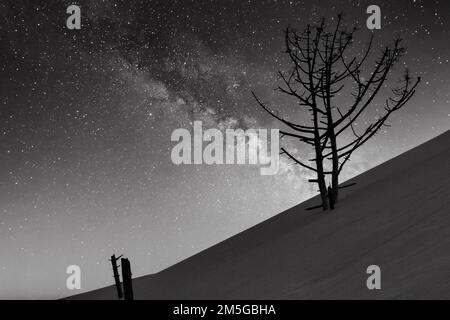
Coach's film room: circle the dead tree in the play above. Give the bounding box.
[121,258,134,300]
[109,254,123,299]
[253,15,420,210]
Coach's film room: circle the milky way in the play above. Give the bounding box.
[0,0,449,298]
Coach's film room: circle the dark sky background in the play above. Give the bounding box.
[0,0,449,298]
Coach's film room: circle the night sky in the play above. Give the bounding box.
[1,0,449,298]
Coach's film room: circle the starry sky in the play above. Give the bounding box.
[0,0,449,299]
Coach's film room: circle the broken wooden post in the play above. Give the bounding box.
[305,204,324,211]
[110,254,123,299]
[338,182,357,189]
[121,258,134,300]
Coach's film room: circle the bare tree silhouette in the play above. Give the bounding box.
[253,15,420,210]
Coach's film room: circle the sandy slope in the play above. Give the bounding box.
[69,130,450,299]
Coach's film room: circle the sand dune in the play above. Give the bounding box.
[68,130,450,300]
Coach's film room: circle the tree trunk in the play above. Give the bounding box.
[314,139,329,210]
[329,130,339,203]
[328,186,335,210]
[110,254,123,299]
[325,104,339,204]
[121,258,134,300]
